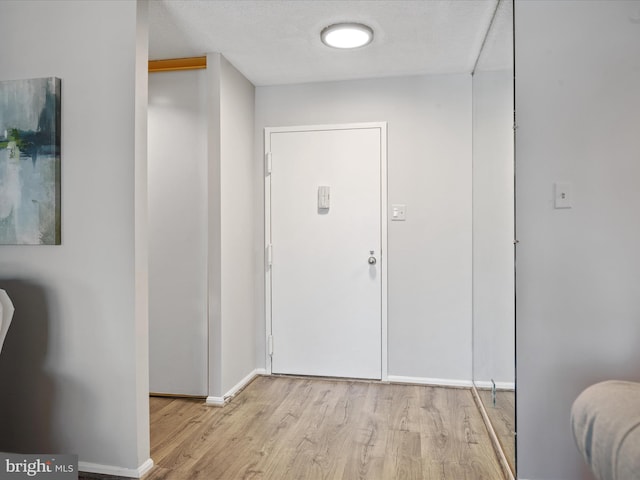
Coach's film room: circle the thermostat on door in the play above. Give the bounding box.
[318,186,330,210]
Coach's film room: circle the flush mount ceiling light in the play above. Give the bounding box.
[321,23,374,49]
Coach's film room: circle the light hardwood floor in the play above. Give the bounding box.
[477,389,516,476]
[146,375,505,480]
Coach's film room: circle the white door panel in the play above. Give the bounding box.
[148,70,208,396]
[268,126,383,379]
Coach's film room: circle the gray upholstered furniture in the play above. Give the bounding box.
[0,289,15,354]
[571,380,640,480]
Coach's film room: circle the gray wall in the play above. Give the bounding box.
[0,0,150,476]
[515,1,640,478]
[256,74,473,384]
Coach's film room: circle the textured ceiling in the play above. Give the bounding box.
[149,0,506,86]
[474,0,513,73]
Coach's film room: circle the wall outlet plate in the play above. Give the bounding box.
[554,182,572,209]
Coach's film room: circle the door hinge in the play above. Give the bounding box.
[268,335,274,356]
[266,244,273,267]
[265,152,272,176]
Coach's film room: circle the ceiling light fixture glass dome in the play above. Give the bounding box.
[321,23,374,49]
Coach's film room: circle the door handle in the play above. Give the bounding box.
[368,250,377,265]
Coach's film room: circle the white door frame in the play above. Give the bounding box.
[264,122,388,380]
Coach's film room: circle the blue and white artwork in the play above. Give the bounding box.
[0,77,61,245]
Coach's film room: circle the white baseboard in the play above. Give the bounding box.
[205,396,225,406]
[387,375,473,388]
[79,458,153,478]
[138,459,155,478]
[206,368,264,407]
[474,380,515,391]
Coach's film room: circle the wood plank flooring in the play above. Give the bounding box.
[476,389,516,476]
[146,376,505,480]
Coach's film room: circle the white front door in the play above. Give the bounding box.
[266,124,386,380]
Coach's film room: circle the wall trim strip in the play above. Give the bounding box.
[149,56,207,73]
[206,368,266,407]
[387,375,473,388]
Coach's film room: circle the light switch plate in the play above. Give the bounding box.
[554,182,573,209]
[392,204,406,221]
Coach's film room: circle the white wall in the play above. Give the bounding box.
[207,54,258,399]
[0,0,150,476]
[515,1,640,478]
[148,70,208,396]
[256,74,473,383]
[472,69,515,387]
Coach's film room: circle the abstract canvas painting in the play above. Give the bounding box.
[0,77,61,245]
